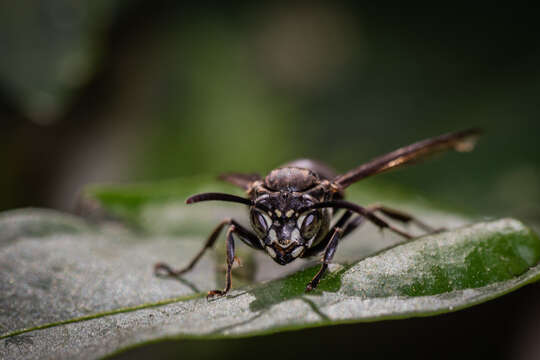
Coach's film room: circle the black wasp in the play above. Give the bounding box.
[155,129,481,298]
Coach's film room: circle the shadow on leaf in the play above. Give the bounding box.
[248,264,350,312]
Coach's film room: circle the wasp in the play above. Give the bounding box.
[155,129,481,298]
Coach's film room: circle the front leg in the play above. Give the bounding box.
[207,225,237,298]
[154,218,260,282]
[305,226,343,292]
[302,206,415,292]
[302,203,440,292]
[155,219,229,277]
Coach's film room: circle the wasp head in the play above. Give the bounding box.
[250,192,329,265]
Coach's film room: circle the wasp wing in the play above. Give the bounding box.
[218,173,262,190]
[333,128,482,189]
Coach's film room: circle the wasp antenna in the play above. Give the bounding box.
[186,192,253,206]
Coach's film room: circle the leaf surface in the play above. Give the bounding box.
[1,180,539,359]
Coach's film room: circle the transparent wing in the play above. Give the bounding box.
[218,173,261,190]
[333,128,482,189]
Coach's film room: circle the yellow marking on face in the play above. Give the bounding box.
[268,229,278,243]
[275,210,282,217]
[285,209,295,218]
[291,228,301,243]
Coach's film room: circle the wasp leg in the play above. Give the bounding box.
[309,200,417,240]
[341,215,366,238]
[207,225,236,298]
[303,210,360,291]
[336,204,433,239]
[359,209,415,239]
[303,205,439,292]
[306,227,343,292]
[154,219,260,277]
[368,205,442,234]
[302,211,354,257]
[304,208,414,292]
[304,207,426,291]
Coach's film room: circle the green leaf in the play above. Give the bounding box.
[1,180,540,359]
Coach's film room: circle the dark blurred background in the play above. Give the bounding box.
[1,1,539,359]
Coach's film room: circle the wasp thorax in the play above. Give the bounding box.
[264,167,319,192]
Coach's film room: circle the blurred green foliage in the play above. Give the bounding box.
[1,2,539,220]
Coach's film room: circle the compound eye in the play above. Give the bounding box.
[250,209,270,236]
[300,211,320,239]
